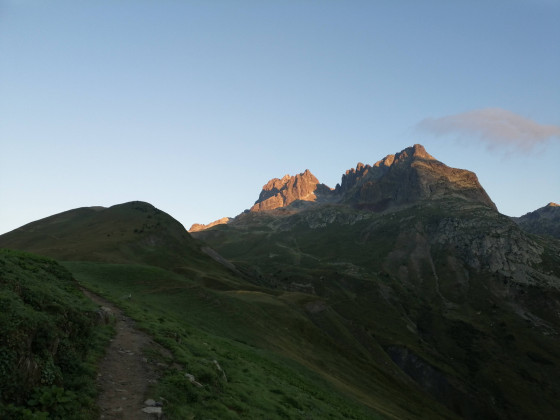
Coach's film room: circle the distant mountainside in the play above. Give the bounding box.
[192,144,560,420]
[514,202,560,239]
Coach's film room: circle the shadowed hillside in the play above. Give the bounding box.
[514,202,560,239]
[195,198,560,419]
[0,201,209,268]
[192,145,560,419]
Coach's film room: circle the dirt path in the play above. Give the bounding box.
[83,289,168,419]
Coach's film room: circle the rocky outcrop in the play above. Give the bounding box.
[337,144,497,211]
[337,162,373,192]
[250,169,332,212]
[189,217,230,232]
[336,145,434,194]
[514,202,560,239]
[432,214,552,287]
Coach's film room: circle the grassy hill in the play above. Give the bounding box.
[0,201,222,270]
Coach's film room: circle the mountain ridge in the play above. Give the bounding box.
[191,144,496,231]
[514,201,560,239]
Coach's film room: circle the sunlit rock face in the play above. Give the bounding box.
[189,217,231,233]
[250,169,332,212]
[250,144,496,214]
[193,144,498,233]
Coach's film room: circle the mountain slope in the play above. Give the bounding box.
[1,201,457,418]
[514,202,560,239]
[193,145,560,420]
[196,199,560,419]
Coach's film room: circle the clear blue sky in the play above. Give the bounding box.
[1,0,559,234]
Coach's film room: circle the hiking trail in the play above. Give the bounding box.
[83,289,170,419]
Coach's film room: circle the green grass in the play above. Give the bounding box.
[195,200,560,419]
[0,249,113,420]
[65,260,457,419]
[65,262,384,419]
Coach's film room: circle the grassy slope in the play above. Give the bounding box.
[0,202,456,419]
[0,202,215,270]
[65,260,455,419]
[196,200,560,419]
[0,249,112,420]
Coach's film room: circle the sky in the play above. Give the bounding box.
[1,0,559,234]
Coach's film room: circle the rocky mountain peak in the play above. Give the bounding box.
[548,202,559,207]
[250,169,331,212]
[336,144,496,211]
[337,145,437,194]
[339,162,372,192]
[193,144,496,225]
[375,144,435,168]
[407,143,435,160]
[248,144,496,214]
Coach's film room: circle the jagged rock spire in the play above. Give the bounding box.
[250,169,330,212]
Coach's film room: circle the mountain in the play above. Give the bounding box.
[192,144,560,419]
[334,144,496,211]
[3,145,560,419]
[191,144,496,231]
[514,202,560,239]
[250,169,333,212]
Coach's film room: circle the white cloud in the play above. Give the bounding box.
[417,108,560,151]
